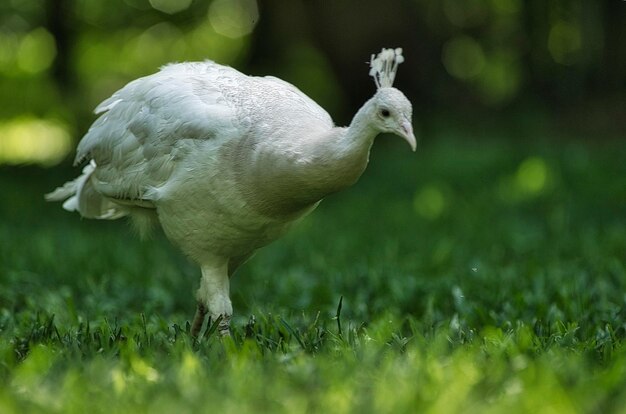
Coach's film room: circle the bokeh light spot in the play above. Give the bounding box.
[188,20,245,63]
[414,184,447,220]
[476,52,522,105]
[0,117,72,166]
[130,356,160,382]
[442,35,485,80]
[209,0,259,39]
[126,23,184,72]
[548,21,582,65]
[497,157,554,203]
[492,0,521,15]
[516,157,548,194]
[149,0,192,14]
[17,27,57,74]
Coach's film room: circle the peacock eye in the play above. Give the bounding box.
[380,108,391,118]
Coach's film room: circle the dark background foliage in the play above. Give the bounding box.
[1,0,624,168]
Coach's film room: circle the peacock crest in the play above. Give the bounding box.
[369,48,405,89]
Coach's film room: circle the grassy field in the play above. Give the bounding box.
[1,127,625,413]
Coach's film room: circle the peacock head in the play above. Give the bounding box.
[369,48,416,151]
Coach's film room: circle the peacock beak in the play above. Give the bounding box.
[399,119,416,152]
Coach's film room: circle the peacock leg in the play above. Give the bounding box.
[197,261,232,337]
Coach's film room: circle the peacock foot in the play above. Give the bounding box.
[190,302,208,338]
[217,314,231,337]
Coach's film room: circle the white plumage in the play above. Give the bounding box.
[47,48,415,336]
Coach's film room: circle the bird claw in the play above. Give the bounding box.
[191,305,231,339]
[217,314,231,337]
[191,302,208,338]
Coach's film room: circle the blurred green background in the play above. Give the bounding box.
[0,0,624,167]
[1,3,626,411]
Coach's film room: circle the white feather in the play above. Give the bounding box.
[47,50,414,335]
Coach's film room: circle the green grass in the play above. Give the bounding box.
[1,130,626,413]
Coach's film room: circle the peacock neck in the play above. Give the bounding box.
[270,98,378,209]
[340,96,379,154]
[236,98,380,218]
[301,98,378,194]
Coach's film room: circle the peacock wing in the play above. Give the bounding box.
[75,61,242,208]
